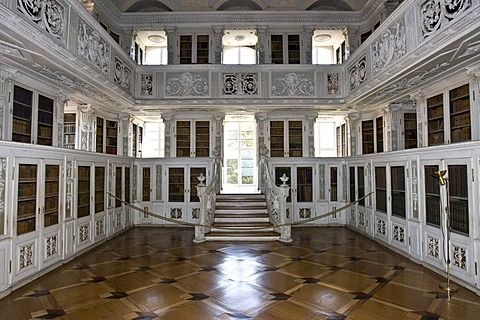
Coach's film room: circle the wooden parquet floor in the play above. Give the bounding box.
[1,227,480,319]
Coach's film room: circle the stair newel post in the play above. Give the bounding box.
[194,174,207,243]
[279,175,292,243]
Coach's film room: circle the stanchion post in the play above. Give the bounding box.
[278,181,292,243]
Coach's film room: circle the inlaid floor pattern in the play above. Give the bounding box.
[1,227,480,319]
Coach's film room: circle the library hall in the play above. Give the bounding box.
[1,0,480,319]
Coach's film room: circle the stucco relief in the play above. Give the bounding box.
[166,72,208,96]
[17,0,65,41]
[372,20,406,75]
[223,73,258,95]
[327,73,339,95]
[349,56,367,90]
[421,0,471,38]
[78,20,110,74]
[271,72,314,96]
[114,58,131,90]
[141,74,153,95]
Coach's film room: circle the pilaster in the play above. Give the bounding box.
[410,91,425,147]
[56,92,69,148]
[303,26,314,65]
[383,103,401,152]
[78,103,96,152]
[257,26,267,64]
[347,112,360,156]
[467,67,480,141]
[213,26,224,64]
[0,68,16,141]
[165,27,177,65]
[119,113,130,156]
[162,113,173,157]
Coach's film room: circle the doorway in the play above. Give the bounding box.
[222,115,258,194]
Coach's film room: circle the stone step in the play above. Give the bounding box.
[205,232,280,242]
[215,208,268,215]
[211,222,273,233]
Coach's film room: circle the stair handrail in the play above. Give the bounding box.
[194,157,219,243]
[261,156,292,243]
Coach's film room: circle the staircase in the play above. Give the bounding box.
[205,193,280,241]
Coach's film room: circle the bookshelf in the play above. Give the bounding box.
[96,117,104,153]
[196,35,209,64]
[391,166,405,218]
[375,166,387,213]
[271,35,283,64]
[44,164,59,227]
[105,120,118,155]
[449,84,470,143]
[176,120,191,157]
[427,93,444,146]
[362,120,374,154]
[424,165,440,227]
[270,121,285,157]
[63,113,76,149]
[16,164,37,235]
[195,121,210,157]
[125,167,130,204]
[190,167,206,202]
[77,166,91,218]
[169,167,185,202]
[403,112,417,149]
[12,85,33,144]
[288,121,303,157]
[115,167,122,208]
[180,35,192,64]
[376,117,383,152]
[94,167,105,214]
[37,95,54,146]
[142,167,151,201]
[349,167,356,203]
[287,35,300,64]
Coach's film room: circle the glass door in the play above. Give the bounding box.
[223,118,257,193]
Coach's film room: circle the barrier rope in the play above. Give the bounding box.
[107,192,373,231]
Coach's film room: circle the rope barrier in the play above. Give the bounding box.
[107,192,373,231]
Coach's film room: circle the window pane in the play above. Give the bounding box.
[375,167,386,213]
[391,166,405,218]
[448,165,468,234]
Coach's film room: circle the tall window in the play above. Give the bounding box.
[391,166,405,218]
[375,167,387,213]
[145,47,168,65]
[223,47,256,64]
[312,46,333,64]
[315,122,335,157]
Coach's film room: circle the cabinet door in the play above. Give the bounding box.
[270,121,285,157]
[13,161,40,282]
[195,120,210,157]
[176,121,191,157]
[288,121,303,157]
[167,167,186,223]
